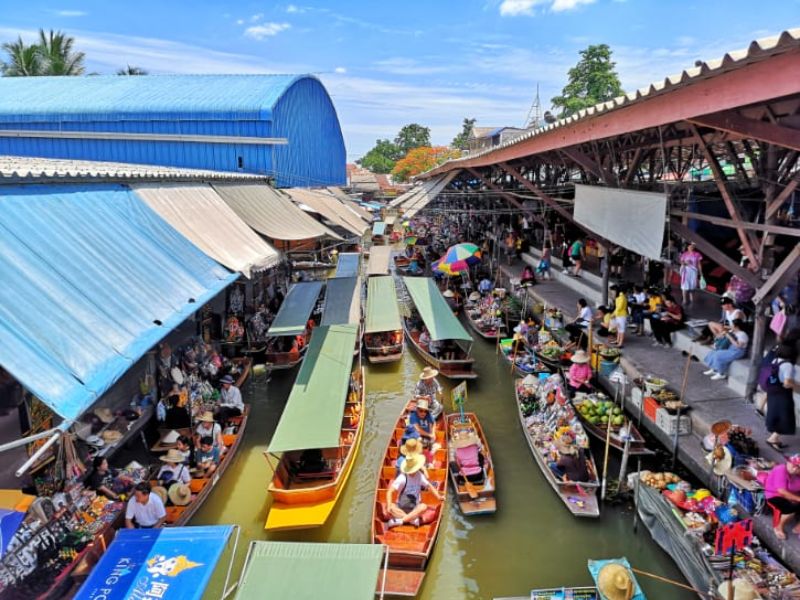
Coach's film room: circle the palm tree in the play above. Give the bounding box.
[116,65,147,75]
[1,36,43,76]
[37,29,85,75]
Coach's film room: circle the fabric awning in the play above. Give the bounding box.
[372,221,386,236]
[132,183,279,277]
[285,189,367,236]
[334,252,361,277]
[366,246,392,276]
[403,172,457,218]
[320,277,361,327]
[236,541,384,600]
[76,526,234,600]
[385,215,397,226]
[0,184,236,421]
[365,276,401,333]
[403,277,473,342]
[268,325,358,453]
[268,281,324,337]
[212,183,341,241]
[326,187,373,221]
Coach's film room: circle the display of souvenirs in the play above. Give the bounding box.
[223,315,245,343]
[247,306,273,343]
[518,374,590,450]
[227,285,245,316]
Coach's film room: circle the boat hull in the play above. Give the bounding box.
[446,412,497,516]
[464,308,506,341]
[570,394,654,456]
[403,319,477,379]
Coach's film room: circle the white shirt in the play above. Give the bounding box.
[732,330,749,347]
[125,493,166,526]
[157,463,190,484]
[577,306,593,323]
[220,385,243,410]
[195,422,222,446]
[391,471,432,502]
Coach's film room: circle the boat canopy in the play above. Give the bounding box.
[372,221,386,236]
[0,184,236,421]
[132,183,279,277]
[235,541,385,600]
[76,525,235,600]
[334,252,361,277]
[403,277,473,342]
[385,215,397,226]
[267,281,324,337]
[366,246,392,276]
[365,276,401,334]
[212,183,341,241]
[321,277,362,327]
[268,325,358,453]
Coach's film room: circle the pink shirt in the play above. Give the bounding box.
[568,363,592,388]
[765,464,800,499]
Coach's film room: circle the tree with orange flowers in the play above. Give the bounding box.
[391,146,460,182]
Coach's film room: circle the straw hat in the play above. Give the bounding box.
[400,453,425,475]
[197,411,216,423]
[707,446,733,476]
[101,430,123,443]
[571,350,590,364]
[443,289,455,298]
[716,579,759,600]
[93,408,115,424]
[160,448,185,464]
[168,483,192,506]
[415,398,430,411]
[596,563,634,600]
[170,367,185,385]
[469,291,481,301]
[400,438,423,457]
[151,486,168,505]
[161,430,180,445]
[419,367,439,380]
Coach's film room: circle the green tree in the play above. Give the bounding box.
[1,36,43,76]
[551,44,623,118]
[394,123,431,155]
[451,117,476,150]
[37,29,85,75]
[357,138,401,174]
[117,65,148,75]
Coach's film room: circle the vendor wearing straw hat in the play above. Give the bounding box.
[414,367,443,418]
[566,350,593,394]
[194,411,224,451]
[385,451,441,529]
[596,563,634,600]
[156,449,191,487]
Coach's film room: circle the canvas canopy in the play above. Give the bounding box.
[132,183,279,277]
[403,277,472,342]
[334,252,361,278]
[385,215,397,226]
[315,189,372,234]
[372,221,386,236]
[325,187,373,221]
[321,277,362,327]
[366,246,392,276]
[267,281,324,336]
[212,183,341,241]
[0,184,236,421]
[365,276,401,334]
[403,171,457,218]
[286,189,367,236]
[268,325,358,453]
[235,541,385,600]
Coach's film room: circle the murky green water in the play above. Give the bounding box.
[192,334,694,599]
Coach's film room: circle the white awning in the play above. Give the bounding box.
[285,188,368,236]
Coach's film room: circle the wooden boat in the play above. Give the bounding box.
[364,275,404,364]
[403,317,476,379]
[264,281,325,370]
[364,332,403,363]
[263,333,310,370]
[570,392,654,456]
[498,338,551,378]
[513,377,600,518]
[446,412,496,515]
[464,305,506,340]
[371,399,447,597]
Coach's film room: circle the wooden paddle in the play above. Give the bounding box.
[458,466,479,499]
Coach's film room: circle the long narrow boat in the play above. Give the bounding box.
[498,337,552,378]
[264,325,364,531]
[371,399,447,597]
[446,412,496,515]
[372,221,387,245]
[513,377,600,518]
[364,275,404,364]
[464,303,506,340]
[403,277,476,379]
[264,281,325,370]
[321,276,363,356]
[570,392,654,456]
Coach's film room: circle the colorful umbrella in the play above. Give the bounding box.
[433,243,481,275]
[404,236,418,246]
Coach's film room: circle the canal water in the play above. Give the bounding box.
[193,332,695,599]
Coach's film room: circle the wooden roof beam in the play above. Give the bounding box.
[753,244,800,304]
[465,167,543,224]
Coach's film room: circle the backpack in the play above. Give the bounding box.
[760,359,787,394]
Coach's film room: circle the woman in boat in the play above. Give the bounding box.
[549,434,590,483]
[566,350,593,394]
[409,398,436,450]
[216,374,243,423]
[385,451,442,528]
[87,457,125,501]
[157,449,191,487]
[194,411,225,451]
[415,367,444,419]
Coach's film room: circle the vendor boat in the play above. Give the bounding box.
[463,297,506,340]
[570,392,653,456]
[371,398,447,597]
[446,412,496,515]
[364,275,404,364]
[320,276,363,357]
[264,325,364,531]
[371,221,388,245]
[499,337,552,378]
[514,375,600,518]
[263,281,325,370]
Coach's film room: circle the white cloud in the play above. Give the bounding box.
[286,4,308,13]
[250,13,263,22]
[551,0,595,11]
[499,0,594,16]
[372,57,450,76]
[236,19,244,25]
[334,66,347,74]
[54,9,87,17]
[244,23,291,40]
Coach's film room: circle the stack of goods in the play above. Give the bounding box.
[543,308,564,330]
[574,394,627,430]
[519,375,590,449]
[467,296,504,334]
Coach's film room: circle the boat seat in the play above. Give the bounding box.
[165,506,186,524]
[222,434,237,447]
[376,534,426,554]
[455,445,483,477]
[189,478,208,493]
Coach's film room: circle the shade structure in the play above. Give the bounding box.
[268,325,358,453]
[403,277,473,342]
[433,243,482,275]
[314,188,372,234]
[385,215,397,226]
[334,252,361,278]
[132,183,279,277]
[286,188,367,236]
[320,277,362,327]
[268,281,324,337]
[366,246,392,276]
[76,525,234,600]
[0,184,236,421]
[235,541,384,600]
[325,187,373,221]
[0,509,24,558]
[403,171,457,218]
[365,276,401,334]
[372,221,386,236]
[212,182,341,241]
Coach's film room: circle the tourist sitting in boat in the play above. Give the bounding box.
[702,318,749,381]
[549,434,590,483]
[196,436,221,477]
[176,435,194,466]
[194,411,225,451]
[478,277,493,296]
[520,265,536,286]
[567,350,593,394]
[415,367,444,418]
[385,452,442,528]
[409,398,437,449]
[765,455,800,540]
[419,327,432,352]
[217,374,243,422]
[443,289,458,312]
[125,482,167,529]
[157,448,191,487]
[395,437,431,475]
[565,298,593,348]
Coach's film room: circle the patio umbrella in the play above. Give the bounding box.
[433,243,482,275]
[404,236,418,246]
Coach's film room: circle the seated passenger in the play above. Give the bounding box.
[385,452,441,528]
[195,436,221,477]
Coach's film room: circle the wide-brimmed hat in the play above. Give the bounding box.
[716,579,758,600]
[468,291,481,301]
[443,289,455,298]
[597,563,634,600]
[161,429,180,445]
[101,430,123,443]
[160,448,185,464]
[93,408,115,424]
[170,367,185,385]
[197,411,216,423]
[400,438,423,457]
[419,367,439,380]
[415,398,430,411]
[571,350,590,364]
[151,486,168,505]
[453,430,480,449]
[707,446,733,476]
[219,375,235,385]
[168,483,192,506]
[400,453,425,475]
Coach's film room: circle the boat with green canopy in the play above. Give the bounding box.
[334,252,361,277]
[402,277,476,379]
[321,276,363,355]
[235,541,388,600]
[264,324,365,531]
[364,275,403,364]
[366,245,392,276]
[263,281,324,370]
[372,221,387,245]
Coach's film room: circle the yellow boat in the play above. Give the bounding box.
[264,324,364,531]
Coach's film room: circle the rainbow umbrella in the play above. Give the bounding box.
[404,236,418,246]
[433,243,481,275]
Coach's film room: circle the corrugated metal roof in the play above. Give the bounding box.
[0,74,314,122]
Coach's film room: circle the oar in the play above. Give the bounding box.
[459,466,479,499]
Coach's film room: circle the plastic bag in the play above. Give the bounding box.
[699,276,707,290]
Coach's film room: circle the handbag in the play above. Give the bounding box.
[770,309,788,336]
[699,276,707,290]
[713,335,731,350]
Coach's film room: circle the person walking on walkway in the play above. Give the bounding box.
[610,285,628,348]
[569,238,585,277]
[679,242,703,305]
[765,344,800,451]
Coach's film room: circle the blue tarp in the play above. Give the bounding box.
[76,525,234,600]
[0,509,25,558]
[372,221,386,236]
[0,184,237,421]
[334,252,360,278]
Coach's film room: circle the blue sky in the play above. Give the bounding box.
[1,0,798,159]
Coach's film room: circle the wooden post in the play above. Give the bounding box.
[672,346,694,470]
[601,384,617,501]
